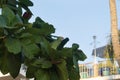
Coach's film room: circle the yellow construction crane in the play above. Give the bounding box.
[109,0,120,66]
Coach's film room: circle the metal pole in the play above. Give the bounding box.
[93,36,97,64]
[93,35,98,77]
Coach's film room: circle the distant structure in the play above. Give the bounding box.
[109,0,120,66]
[93,36,98,77]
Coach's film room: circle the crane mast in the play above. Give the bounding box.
[109,0,120,66]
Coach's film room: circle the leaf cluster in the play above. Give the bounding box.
[0,0,87,80]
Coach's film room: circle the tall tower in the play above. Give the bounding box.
[109,0,120,66]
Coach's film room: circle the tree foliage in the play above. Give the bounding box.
[104,30,120,62]
[0,0,87,80]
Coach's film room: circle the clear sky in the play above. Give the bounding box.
[30,0,120,63]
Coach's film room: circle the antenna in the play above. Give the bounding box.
[93,35,98,77]
[93,35,97,64]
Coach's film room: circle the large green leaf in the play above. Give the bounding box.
[6,5,17,12]
[51,37,63,50]
[56,60,68,80]
[60,48,72,58]
[19,0,33,6]
[73,55,79,72]
[41,60,52,69]
[7,53,22,78]
[0,51,22,78]
[40,23,55,35]
[49,71,59,80]
[0,15,7,28]
[0,28,4,37]
[5,38,22,54]
[32,17,45,28]
[72,43,87,61]
[32,35,42,43]
[0,61,9,75]
[2,6,15,25]
[22,43,40,59]
[0,51,9,74]
[57,38,69,50]
[18,5,22,16]
[18,1,32,13]
[20,37,32,45]
[40,38,51,56]
[31,58,45,68]
[68,67,80,80]
[6,0,18,13]
[35,69,50,80]
[31,58,52,69]
[26,65,37,78]
[20,33,42,44]
[24,26,55,36]
[11,14,23,26]
[66,57,77,80]
[23,28,44,35]
[20,33,33,38]
[49,65,60,80]
[32,17,55,35]
[72,43,79,50]
[74,50,87,61]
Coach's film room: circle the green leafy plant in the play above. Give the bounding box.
[0,0,87,80]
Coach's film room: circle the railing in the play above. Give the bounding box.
[79,59,120,79]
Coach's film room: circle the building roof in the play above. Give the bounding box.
[0,74,28,80]
[92,45,106,58]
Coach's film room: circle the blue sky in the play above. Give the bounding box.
[30,0,120,63]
